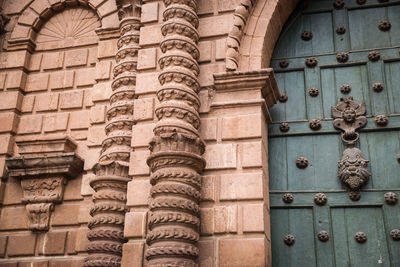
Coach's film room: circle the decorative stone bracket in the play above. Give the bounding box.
[5,136,83,231]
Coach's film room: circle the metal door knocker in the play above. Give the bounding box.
[332,97,371,200]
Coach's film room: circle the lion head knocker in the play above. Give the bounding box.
[332,97,371,200]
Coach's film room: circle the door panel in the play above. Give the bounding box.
[268,1,400,266]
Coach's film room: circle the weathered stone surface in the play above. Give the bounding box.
[219,238,266,267]
[7,234,36,256]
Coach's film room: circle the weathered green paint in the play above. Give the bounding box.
[269,1,400,266]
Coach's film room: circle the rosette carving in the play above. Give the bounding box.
[85,1,141,266]
[146,0,205,266]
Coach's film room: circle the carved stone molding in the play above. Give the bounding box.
[145,0,205,266]
[84,1,140,266]
[6,136,83,231]
[226,0,257,71]
[0,8,9,34]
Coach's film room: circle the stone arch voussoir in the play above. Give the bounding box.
[226,0,300,72]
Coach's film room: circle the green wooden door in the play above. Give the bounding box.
[268,1,400,266]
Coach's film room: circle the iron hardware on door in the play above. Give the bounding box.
[332,97,371,200]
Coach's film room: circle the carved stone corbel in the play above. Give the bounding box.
[5,136,83,231]
[332,97,371,200]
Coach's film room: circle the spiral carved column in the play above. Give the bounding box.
[145,0,205,266]
[84,2,141,266]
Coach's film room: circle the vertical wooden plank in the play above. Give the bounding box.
[331,208,351,267]
[271,209,291,266]
[367,61,389,115]
[309,12,334,55]
[332,8,350,52]
[388,6,400,46]
[287,136,314,190]
[305,67,323,119]
[362,132,400,189]
[269,137,288,190]
[348,7,389,50]
[384,61,400,114]
[321,67,337,118]
[383,201,400,266]
[345,207,390,267]
[285,71,308,121]
[314,205,335,267]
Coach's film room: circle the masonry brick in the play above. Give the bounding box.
[98,39,118,59]
[200,208,214,235]
[198,63,225,87]
[219,238,265,267]
[241,141,262,168]
[48,259,84,267]
[21,95,35,112]
[18,8,37,26]
[94,60,112,81]
[129,150,150,176]
[0,91,22,111]
[74,228,89,253]
[3,177,23,204]
[131,123,154,148]
[52,204,80,226]
[83,148,101,171]
[220,172,263,201]
[18,261,48,267]
[215,38,227,60]
[66,231,77,255]
[204,144,236,170]
[5,70,26,90]
[137,48,157,70]
[124,211,147,238]
[38,231,67,255]
[88,126,106,146]
[29,53,42,71]
[43,113,69,132]
[18,114,42,134]
[121,242,144,267]
[199,118,217,141]
[198,41,212,63]
[7,234,36,256]
[0,134,13,155]
[242,204,264,233]
[139,25,163,46]
[69,110,90,129]
[60,90,84,109]
[141,2,159,23]
[222,114,261,140]
[88,47,98,66]
[35,92,59,111]
[201,175,215,201]
[133,98,154,122]
[25,73,49,92]
[0,112,18,133]
[65,48,88,67]
[90,105,106,124]
[127,179,151,206]
[75,68,95,87]
[81,173,95,196]
[0,236,7,258]
[63,177,83,201]
[214,205,237,233]
[78,199,92,224]
[92,82,112,102]
[42,51,64,70]
[49,71,75,90]
[198,14,233,38]
[10,24,30,39]
[4,51,29,69]
[198,0,213,15]
[136,72,158,95]
[0,262,17,267]
[198,240,215,267]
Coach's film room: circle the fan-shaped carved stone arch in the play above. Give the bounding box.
[227,0,300,72]
[8,0,119,51]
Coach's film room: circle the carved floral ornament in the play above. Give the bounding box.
[6,136,83,231]
[332,97,371,200]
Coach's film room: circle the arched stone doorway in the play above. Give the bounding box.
[268,1,400,266]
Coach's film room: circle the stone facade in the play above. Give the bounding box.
[0,0,297,266]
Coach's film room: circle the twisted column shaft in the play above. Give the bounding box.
[145,0,205,266]
[85,2,141,266]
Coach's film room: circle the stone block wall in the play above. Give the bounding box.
[0,0,287,266]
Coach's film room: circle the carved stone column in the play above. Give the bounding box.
[5,136,83,231]
[84,1,141,266]
[145,0,205,266]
